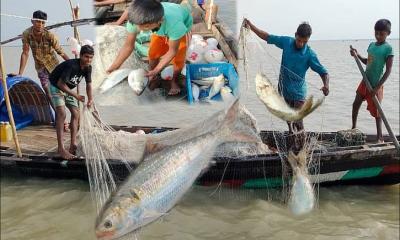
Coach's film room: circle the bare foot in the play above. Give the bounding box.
[69,144,78,155]
[168,81,181,96]
[58,149,76,160]
[377,139,385,143]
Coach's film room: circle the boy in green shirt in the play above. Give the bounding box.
[350,19,394,142]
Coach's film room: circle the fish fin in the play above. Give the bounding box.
[142,209,163,223]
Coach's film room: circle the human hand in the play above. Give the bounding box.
[350,45,358,57]
[76,95,85,102]
[87,98,94,108]
[320,85,329,96]
[106,65,117,75]
[243,18,251,29]
[145,68,160,80]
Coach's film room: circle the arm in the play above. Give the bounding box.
[350,46,367,65]
[94,0,125,6]
[146,39,180,78]
[106,9,128,25]
[107,32,137,73]
[56,80,84,102]
[372,55,393,94]
[320,73,330,96]
[244,18,269,41]
[18,43,30,75]
[86,82,93,107]
[50,33,70,61]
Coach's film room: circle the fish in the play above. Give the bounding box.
[287,149,315,216]
[95,100,259,239]
[191,83,200,102]
[220,86,235,102]
[128,68,149,96]
[207,74,225,100]
[100,68,132,93]
[255,73,324,122]
[191,74,224,86]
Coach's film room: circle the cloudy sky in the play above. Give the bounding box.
[237,0,399,40]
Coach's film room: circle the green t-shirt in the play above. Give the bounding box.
[365,42,394,87]
[126,2,193,41]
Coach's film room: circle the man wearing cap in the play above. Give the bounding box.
[16,10,69,112]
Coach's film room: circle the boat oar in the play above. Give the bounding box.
[350,45,399,153]
[0,47,22,157]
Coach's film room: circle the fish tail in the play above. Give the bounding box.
[287,148,308,172]
[297,96,325,120]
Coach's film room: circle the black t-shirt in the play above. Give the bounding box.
[49,59,92,89]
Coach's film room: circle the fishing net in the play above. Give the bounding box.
[238,22,327,209]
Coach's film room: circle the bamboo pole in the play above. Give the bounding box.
[0,47,22,157]
[350,45,400,153]
[207,0,214,30]
[0,18,96,45]
[67,0,81,100]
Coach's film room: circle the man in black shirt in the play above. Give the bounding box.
[49,45,94,159]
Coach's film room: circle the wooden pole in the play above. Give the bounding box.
[68,0,81,99]
[0,47,22,157]
[350,45,400,153]
[207,0,214,30]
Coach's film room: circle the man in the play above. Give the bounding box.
[107,0,192,95]
[17,10,69,112]
[49,45,94,160]
[244,19,330,150]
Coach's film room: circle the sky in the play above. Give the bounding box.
[237,0,399,40]
[1,0,94,45]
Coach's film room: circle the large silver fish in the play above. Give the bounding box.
[100,68,132,93]
[255,73,324,122]
[127,68,149,96]
[287,149,315,216]
[95,100,258,239]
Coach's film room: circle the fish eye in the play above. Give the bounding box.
[104,220,113,229]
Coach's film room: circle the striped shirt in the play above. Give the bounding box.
[22,27,65,73]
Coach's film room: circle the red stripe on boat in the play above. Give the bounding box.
[380,164,400,175]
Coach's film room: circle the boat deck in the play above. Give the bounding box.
[0,125,62,156]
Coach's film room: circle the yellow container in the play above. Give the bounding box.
[0,122,13,142]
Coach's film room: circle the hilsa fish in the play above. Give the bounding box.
[255,73,324,122]
[287,149,315,216]
[95,100,258,239]
[100,68,132,93]
[128,68,149,96]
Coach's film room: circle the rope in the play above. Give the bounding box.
[0,13,61,24]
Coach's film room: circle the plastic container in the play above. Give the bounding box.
[0,121,12,142]
[185,63,239,104]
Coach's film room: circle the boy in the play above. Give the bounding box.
[244,19,329,149]
[350,19,394,143]
[17,10,69,112]
[107,0,193,95]
[49,45,95,160]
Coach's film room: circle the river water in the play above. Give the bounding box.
[1,0,399,239]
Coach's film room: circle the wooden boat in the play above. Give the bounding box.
[1,122,399,187]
